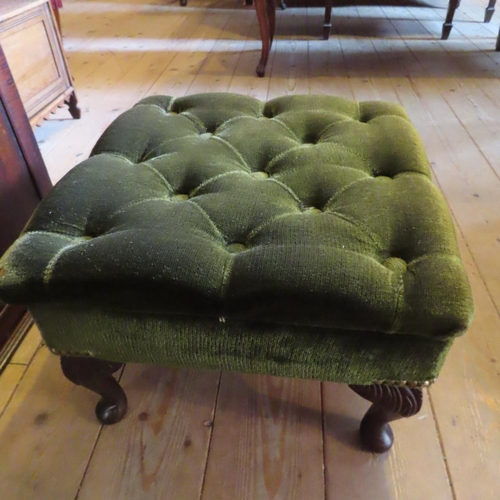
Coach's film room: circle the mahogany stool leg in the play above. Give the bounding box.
[349,384,423,453]
[61,356,127,425]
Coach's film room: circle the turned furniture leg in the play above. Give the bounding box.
[255,0,271,77]
[485,0,496,22]
[349,384,423,453]
[323,0,333,40]
[442,0,460,40]
[61,356,128,425]
[66,91,81,120]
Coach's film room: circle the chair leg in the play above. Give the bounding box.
[61,356,128,425]
[485,0,496,22]
[323,0,333,40]
[349,384,423,453]
[496,27,500,51]
[267,0,276,45]
[255,0,271,77]
[442,0,460,40]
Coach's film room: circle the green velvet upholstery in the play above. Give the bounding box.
[0,93,474,385]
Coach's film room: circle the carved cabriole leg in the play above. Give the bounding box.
[60,356,128,425]
[349,384,423,453]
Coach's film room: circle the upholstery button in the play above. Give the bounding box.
[304,207,322,214]
[173,194,188,201]
[200,133,212,140]
[383,257,407,272]
[252,172,269,179]
[227,243,246,253]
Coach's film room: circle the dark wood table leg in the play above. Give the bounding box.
[349,384,423,453]
[61,356,128,425]
[255,0,271,77]
[442,0,461,40]
[485,0,496,22]
[66,91,81,119]
[267,0,276,45]
[496,26,500,51]
[323,0,333,40]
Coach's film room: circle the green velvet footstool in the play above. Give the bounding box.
[0,93,474,453]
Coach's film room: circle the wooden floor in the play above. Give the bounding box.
[1,0,500,498]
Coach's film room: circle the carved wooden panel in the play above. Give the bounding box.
[0,0,78,127]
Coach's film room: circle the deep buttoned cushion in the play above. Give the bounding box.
[0,93,473,384]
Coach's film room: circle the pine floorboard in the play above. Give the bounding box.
[1,0,499,497]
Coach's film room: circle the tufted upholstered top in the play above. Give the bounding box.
[0,93,473,340]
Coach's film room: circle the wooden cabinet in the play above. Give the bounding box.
[0,0,80,127]
[0,44,52,370]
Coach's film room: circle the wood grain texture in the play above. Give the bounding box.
[202,373,324,500]
[78,365,220,500]
[0,0,46,21]
[9,323,42,365]
[146,8,233,97]
[323,383,453,500]
[3,21,58,100]
[1,1,498,498]
[187,8,256,95]
[0,42,50,364]
[363,9,500,497]
[0,363,26,415]
[0,347,101,499]
[427,232,500,499]
[267,7,310,99]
